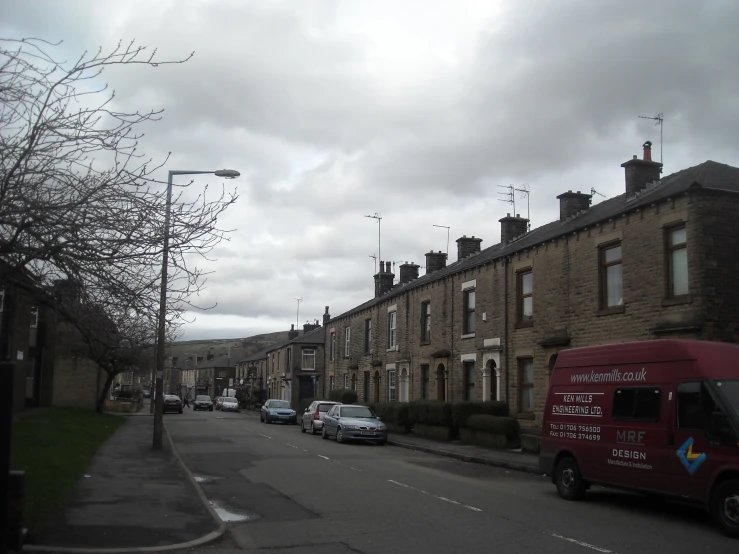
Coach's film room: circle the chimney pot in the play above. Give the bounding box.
[399,262,420,284]
[499,214,529,244]
[425,251,447,275]
[456,235,483,261]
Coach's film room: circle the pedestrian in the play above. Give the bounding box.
[183,395,190,409]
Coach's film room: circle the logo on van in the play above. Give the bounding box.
[677,437,706,476]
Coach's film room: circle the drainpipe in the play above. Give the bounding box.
[449,275,454,403]
[504,257,510,407]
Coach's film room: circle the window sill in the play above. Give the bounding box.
[515,320,534,329]
[420,340,431,346]
[460,333,476,339]
[386,346,399,352]
[597,306,625,317]
[661,295,691,307]
[515,412,535,420]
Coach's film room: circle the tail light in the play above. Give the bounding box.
[314,410,320,420]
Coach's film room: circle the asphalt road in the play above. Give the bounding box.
[165,408,737,554]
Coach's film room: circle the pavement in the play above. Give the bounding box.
[25,414,221,552]
[23,406,738,554]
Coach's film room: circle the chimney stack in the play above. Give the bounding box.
[287,323,299,340]
[621,141,662,195]
[398,262,420,284]
[323,306,331,326]
[499,214,529,244]
[556,190,592,221]
[425,251,447,275]
[456,235,483,261]
[303,321,320,334]
[374,260,395,297]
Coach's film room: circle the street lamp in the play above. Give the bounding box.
[153,168,240,450]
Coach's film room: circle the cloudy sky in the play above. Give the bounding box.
[3,0,739,340]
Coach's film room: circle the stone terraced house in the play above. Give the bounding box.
[322,142,739,448]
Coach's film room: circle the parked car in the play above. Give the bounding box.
[301,401,341,435]
[220,397,239,412]
[143,390,151,399]
[163,395,183,414]
[193,395,213,411]
[214,397,223,410]
[322,404,387,444]
[539,339,739,538]
[260,399,297,424]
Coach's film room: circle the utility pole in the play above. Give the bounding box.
[432,224,450,256]
[365,213,382,264]
[293,297,302,332]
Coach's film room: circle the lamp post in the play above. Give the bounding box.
[153,169,240,450]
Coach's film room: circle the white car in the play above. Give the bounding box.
[220,396,240,412]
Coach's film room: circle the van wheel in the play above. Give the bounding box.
[554,457,587,501]
[711,479,739,538]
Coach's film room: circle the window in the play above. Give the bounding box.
[421,302,431,342]
[388,370,397,402]
[421,365,430,400]
[519,358,534,412]
[464,362,475,401]
[329,376,335,391]
[286,348,291,372]
[463,289,476,333]
[600,243,623,309]
[330,332,336,361]
[612,388,661,421]
[364,319,372,353]
[345,327,351,356]
[30,306,39,328]
[517,270,533,325]
[666,225,688,298]
[363,371,370,402]
[677,382,735,443]
[388,311,397,348]
[301,349,315,371]
[344,374,350,389]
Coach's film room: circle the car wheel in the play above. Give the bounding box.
[259,414,263,422]
[311,423,317,436]
[209,407,213,411]
[322,427,328,440]
[554,457,587,501]
[711,478,739,538]
[301,421,306,433]
[336,428,344,444]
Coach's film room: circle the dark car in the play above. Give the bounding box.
[260,399,297,424]
[322,405,387,444]
[143,390,151,398]
[163,395,183,414]
[193,395,213,411]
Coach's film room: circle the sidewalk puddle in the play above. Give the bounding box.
[209,500,259,522]
[194,474,223,484]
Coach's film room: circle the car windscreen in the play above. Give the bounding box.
[318,404,334,412]
[270,401,291,409]
[195,396,210,401]
[340,407,375,418]
[717,380,739,417]
[222,397,237,402]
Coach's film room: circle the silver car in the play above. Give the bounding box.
[300,401,341,435]
[322,404,388,445]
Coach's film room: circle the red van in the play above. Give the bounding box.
[539,339,739,537]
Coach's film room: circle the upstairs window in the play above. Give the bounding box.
[463,289,476,334]
[301,349,315,371]
[364,319,372,353]
[388,311,397,348]
[330,332,336,361]
[345,327,351,356]
[421,301,431,342]
[517,270,533,325]
[666,225,688,298]
[600,242,623,309]
[30,306,39,328]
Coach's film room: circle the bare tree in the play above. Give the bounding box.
[0,38,238,404]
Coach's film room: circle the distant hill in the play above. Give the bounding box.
[166,331,290,366]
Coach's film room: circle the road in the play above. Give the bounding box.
[165,408,736,554]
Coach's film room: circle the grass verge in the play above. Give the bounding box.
[10,407,124,531]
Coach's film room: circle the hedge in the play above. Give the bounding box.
[368,403,411,428]
[451,401,508,428]
[462,414,520,441]
[328,389,358,404]
[407,401,453,427]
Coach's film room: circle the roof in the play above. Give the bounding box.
[330,160,739,322]
[289,326,326,345]
[193,354,234,369]
[237,348,271,364]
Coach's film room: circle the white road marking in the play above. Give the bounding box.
[388,480,482,512]
[302,449,309,452]
[318,455,330,460]
[259,433,272,439]
[552,534,613,553]
[285,443,298,449]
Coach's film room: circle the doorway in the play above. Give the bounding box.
[436,364,446,402]
[374,371,380,403]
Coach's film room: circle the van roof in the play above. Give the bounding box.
[554,339,739,369]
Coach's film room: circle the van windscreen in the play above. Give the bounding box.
[717,380,739,417]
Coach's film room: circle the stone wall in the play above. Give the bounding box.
[53,356,105,409]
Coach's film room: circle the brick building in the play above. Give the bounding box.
[323,142,739,444]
